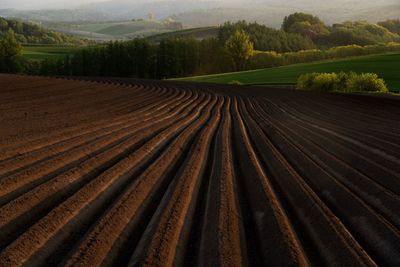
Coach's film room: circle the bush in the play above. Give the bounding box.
[347,73,388,92]
[229,80,243,85]
[248,51,283,69]
[325,45,365,59]
[296,72,388,93]
[284,49,325,64]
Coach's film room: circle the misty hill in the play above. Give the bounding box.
[0,17,88,45]
[0,9,115,22]
[2,0,399,25]
[171,2,400,28]
[0,0,398,33]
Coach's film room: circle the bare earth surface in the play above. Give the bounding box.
[0,74,399,267]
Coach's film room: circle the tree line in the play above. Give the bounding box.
[0,30,22,73]
[1,13,400,79]
[282,13,400,46]
[0,17,90,45]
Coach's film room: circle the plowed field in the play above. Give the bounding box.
[0,74,399,267]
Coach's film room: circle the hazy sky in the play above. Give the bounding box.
[0,0,107,9]
[1,0,397,10]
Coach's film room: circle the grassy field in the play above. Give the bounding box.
[178,53,400,92]
[71,20,179,40]
[21,45,81,61]
[82,21,165,36]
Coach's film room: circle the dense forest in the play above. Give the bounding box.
[0,17,90,45]
[1,13,400,79]
[218,21,315,52]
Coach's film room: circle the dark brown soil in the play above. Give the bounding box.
[0,74,399,267]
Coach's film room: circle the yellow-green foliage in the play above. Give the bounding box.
[248,51,283,68]
[225,30,254,70]
[248,42,400,71]
[296,72,388,93]
[347,73,388,92]
[325,45,365,58]
[228,80,243,85]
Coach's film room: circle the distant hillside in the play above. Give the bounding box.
[146,27,219,42]
[2,1,398,28]
[0,9,114,22]
[0,17,89,45]
[42,19,184,41]
[172,5,400,29]
[172,7,298,28]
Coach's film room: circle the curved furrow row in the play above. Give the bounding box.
[195,98,247,267]
[255,100,400,195]
[245,98,400,266]
[60,97,221,267]
[278,91,400,125]
[0,92,203,250]
[256,99,400,187]
[0,75,399,267]
[237,97,376,266]
[0,84,165,160]
[228,97,309,266]
[286,97,400,140]
[258,98,400,189]
[0,94,215,267]
[265,97,400,159]
[0,89,195,206]
[0,87,190,177]
[252,100,400,227]
[127,97,223,267]
[262,97,400,174]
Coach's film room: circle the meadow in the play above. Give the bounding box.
[21,45,80,61]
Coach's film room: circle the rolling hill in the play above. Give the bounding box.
[146,26,219,42]
[42,19,184,41]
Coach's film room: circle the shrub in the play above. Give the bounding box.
[311,72,340,92]
[346,73,388,92]
[229,80,243,85]
[296,72,388,93]
[284,49,325,64]
[248,51,283,69]
[296,72,319,90]
[325,45,365,59]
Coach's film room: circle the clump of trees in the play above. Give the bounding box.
[296,72,388,93]
[282,13,329,43]
[219,20,315,53]
[0,17,90,45]
[0,30,22,72]
[281,13,400,47]
[378,20,400,35]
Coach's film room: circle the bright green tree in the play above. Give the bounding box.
[0,29,22,72]
[225,30,254,70]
